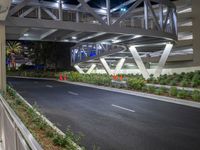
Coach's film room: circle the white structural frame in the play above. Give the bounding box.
[129,45,150,79]
[129,43,173,79]
[4,0,177,42]
[154,43,173,78]
[74,64,97,74]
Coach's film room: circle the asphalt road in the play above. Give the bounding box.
[8,78,200,150]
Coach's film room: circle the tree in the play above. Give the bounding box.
[6,41,22,70]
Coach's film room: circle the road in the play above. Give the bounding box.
[8,78,200,150]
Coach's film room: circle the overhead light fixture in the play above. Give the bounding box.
[63,39,69,42]
[133,35,142,39]
[101,7,107,10]
[112,39,121,43]
[72,36,77,40]
[120,8,127,12]
[23,33,29,37]
[56,0,64,4]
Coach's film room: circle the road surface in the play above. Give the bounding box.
[8,78,200,150]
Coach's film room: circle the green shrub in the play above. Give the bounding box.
[169,87,178,96]
[177,90,189,99]
[180,79,190,87]
[192,90,200,101]
[127,77,145,90]
[154,87,167,95]
[142,86,148,92]
[146,86,156,93]
[191,73,200,87]
[169,80,177,86]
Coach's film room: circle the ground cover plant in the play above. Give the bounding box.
[4,86,85,150]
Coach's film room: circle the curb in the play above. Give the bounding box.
[8,76,200,109]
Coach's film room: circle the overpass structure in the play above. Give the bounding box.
[0,0,178,92]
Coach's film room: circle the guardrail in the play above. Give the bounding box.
[0,94,43,150]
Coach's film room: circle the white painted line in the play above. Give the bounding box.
[112,104,135,113]
[46,85,53,88]
[68,91,79,96]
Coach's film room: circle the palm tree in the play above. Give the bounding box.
[6,41,22,69]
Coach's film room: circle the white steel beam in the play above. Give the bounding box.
[111,0,136,13]
[114,58,126,75]
[86,64,96,74]
[129,46,150,79]
[146,0,161,31]
[100,58,112,75]
[40,29,58,40]
[78,32,106,42]
[112,0,143,26]
[74,64,85,74]
[19,7,36,18]
[154,43,173,78]
[42,8,58,20]
[0,24,6,92]
[106,0,111,25]
[38,6,41,19]
[159,0,163,30]
[9,0,31,16]
[4,17,177,41]
[144,0,148,30]
[76,0,91,9]
[77,0,107,26]
[58,0,63,20]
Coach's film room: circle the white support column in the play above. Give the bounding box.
[74,64,85,74]
[159,0,163,31]
[59,0,63,21]
[106,0,111,25]
[144,0,148,30]
[154,43,173,78]
[114,58,126,75]
[86,64,96,74]
[0,24,6,93]
[76,12,80,23]
[129,46,150,79]
[38,6,41,19]
[100,58,112,75]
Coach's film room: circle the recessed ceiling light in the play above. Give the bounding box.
[64,39,69,42]
[72,36,77,40]
[24,33,29,37]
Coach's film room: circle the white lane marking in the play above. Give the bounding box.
[46,85,53,88]
[112,104,135,113]
[68,91,79,96]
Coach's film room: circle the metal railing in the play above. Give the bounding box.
[0,94,43,150]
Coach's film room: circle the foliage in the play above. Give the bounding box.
[147,71,200,88]
[177,90,189,99]
[146,86,156,93]
[192,90,200,101]
[66,72,112,86]
[6,41,22,56]
[5,86,83,150]
[127,77,145,90]
[169,87,178,97]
